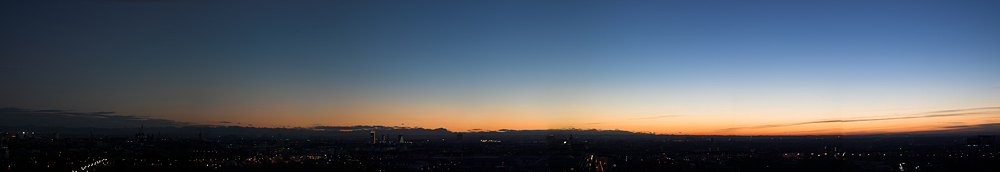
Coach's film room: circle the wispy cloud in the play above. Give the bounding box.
[888,122,1000,135]
[312,125,386,131]
[309,125,445,132]
[580,115,683,126]
[941,123,1000,129]
[631,115,683,120]
[783,128,844,135]
[922,107,1000,114]
[717,107,1000,132]
[219,121,232,124]
[0,107,189,128]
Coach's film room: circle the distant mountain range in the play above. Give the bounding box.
[1,124,995,140]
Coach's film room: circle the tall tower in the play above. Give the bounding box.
[370,131,377,144]
[568,134,574,150]
[398,134,404,144]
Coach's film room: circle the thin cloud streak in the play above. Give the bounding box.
[718,113,977,131]
[941,122,1000,129]
[0,107,189,128]
[631,115,683,120]
[889,122,1000,135]
[717,107,1000,132]
[783,128,844,135]
[579,115,683,126]
[817,107,1000,122]
[921,107,1000,114]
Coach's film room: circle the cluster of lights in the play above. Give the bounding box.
[480,140,501,143]
[70,158,106,172]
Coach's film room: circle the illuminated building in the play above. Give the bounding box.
[0,138,7,159]
[398,134,404,143]
[968,135,997,154]
[370,131,376,144]
[817,146,837,155]
[135,125,148,141]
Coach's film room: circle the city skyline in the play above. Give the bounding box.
[3,0,1000,136]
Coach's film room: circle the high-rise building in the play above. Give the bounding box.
[0,145,7,159]
[546,135,555,145]
[398,134,404,144]
[370,131,377,144]
[568,135,574,150]
[1,137,7,159]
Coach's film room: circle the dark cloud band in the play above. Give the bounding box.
[0,107,188,128]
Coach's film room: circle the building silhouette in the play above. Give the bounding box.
[1,137,7,159]
[398,134,404,143]
[568,134,574,150]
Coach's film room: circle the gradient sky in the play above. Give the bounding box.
[2,0,999,135]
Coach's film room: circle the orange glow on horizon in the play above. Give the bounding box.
[172,105,1000,136]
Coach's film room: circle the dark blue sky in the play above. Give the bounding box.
[2,0,999,134]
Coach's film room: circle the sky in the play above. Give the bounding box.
[2,0,999,135]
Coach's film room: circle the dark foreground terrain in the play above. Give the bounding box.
[1,133,996,172]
